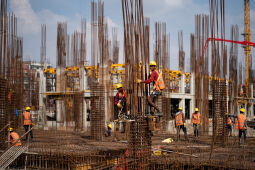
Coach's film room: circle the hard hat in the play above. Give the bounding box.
[240,108,245,113]
[178,107,182,110]
[108,124,112,129]
[26,107,31,111]
[9,128,13,131]
[195,108,199,112]
[116,84,123,89]
[225,112,228,115]
[149,61,157,66]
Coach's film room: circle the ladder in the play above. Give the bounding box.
[0,145,28,169]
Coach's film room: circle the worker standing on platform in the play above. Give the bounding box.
[192,108,201,138]
[23,107,33,141]
[8,128,21,146]
[175,107,188,141]
[138,61,165,115]
[114,84,127,119]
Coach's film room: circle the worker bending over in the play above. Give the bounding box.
[8,128,21,146]
[114,84,127,119]
[139,61,165,115]
[192,108,201,138]
[105,124,112,137]
[175,107,188,141]
[23,107,33,141]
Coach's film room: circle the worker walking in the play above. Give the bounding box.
[139,61,165,115]
[105,124,112,137]
[114,83,127,119]
[23,107,33,141]
[175,107,188,141]
[192,108,201,138]
[8,128,21,146]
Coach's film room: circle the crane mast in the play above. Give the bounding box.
[243,0,251,97]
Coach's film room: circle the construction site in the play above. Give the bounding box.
[1,0,255,169]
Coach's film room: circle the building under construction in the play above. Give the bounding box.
[0,0,255,169]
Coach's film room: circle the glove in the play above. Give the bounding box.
[137,79,142,83]
[183,123,186,127]
[32,123,35,126]
[117,102,123,108]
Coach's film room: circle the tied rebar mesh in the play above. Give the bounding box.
[0,78,7,150]
[128,115,151,169]
[90,83,105,140]
[212,79,227,145]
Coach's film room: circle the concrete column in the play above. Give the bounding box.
[179,98,185,116]
[56,99,65,129]
[39,69,46,127]
[82,98,88,131]
[181,74,185,94]
[56,66,66,129]
[190,73,195,119]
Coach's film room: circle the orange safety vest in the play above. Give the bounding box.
[153,71,165,92]
[23,111,32,125]
[236,114,247,130]
[175,112,184,126]
[227,117,232,125]
[192,112,200,124]
[10,132,21,146]
[119,90,127,99]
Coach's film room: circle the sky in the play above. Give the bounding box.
[8,0,255,71]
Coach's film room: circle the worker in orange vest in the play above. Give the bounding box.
[236,108,247,145]
[138,61,165,116]
[175,107,188,141]
[225,113,232,136]
[23,106,33,141]
[8,128,21,146]
[192,108,201,137]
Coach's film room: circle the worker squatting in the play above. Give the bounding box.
[106,61,249,146]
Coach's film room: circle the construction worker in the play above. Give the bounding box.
[105,124,112,137]
[114,83,127,119]
[8,128,21,146]
[23,107,33,141]
[175,107,188,141]
[236,108,247,145]
[139,61,165,115]
[225,113,232,136]
[192,108,200,137]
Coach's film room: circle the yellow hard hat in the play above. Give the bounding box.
[178,107,182,110]
[225,112,228,115]
[116,84,123,89]
[26,107,31,111]
[149,61,157,66]
[195,108,199,112]
[108,124,112,129]
[9,127,13,131]
[240,108,245,113]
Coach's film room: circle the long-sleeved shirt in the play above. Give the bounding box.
[144,70,158,85]
[114,91,126,105]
